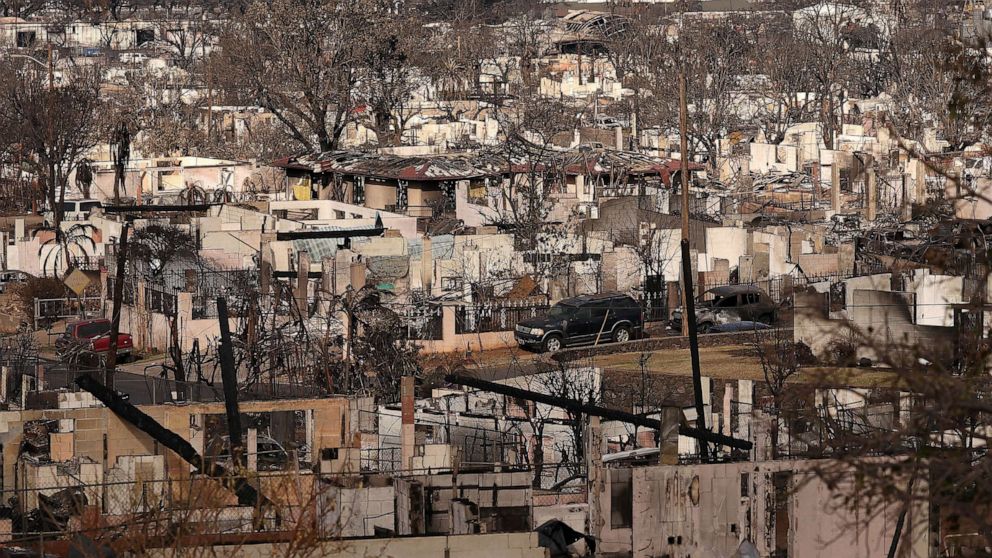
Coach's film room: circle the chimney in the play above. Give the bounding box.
[401,375,415,472]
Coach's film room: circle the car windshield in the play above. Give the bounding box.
[547,304,576,320]
[77,322,110,338]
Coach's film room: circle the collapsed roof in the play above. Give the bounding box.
[276,147,696,185]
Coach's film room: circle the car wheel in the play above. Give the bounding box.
[614,325,631,344]
[698,322,713,334]
[542,335,563,353]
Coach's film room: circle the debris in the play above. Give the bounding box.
[536,519,596,557]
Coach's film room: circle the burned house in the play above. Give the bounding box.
[277,151,501,220]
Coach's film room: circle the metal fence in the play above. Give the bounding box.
[454,302,549,334]
[33,297,105,330]
[146,286,177,317]
[391,304,443,340]
[106,275,136,306]
[638,292,668,322]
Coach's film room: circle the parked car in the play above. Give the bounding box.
[669,285,778,333]
[514,292,643,353]
[55,319,133,363]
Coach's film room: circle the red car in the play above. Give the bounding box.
[55,319,133,363]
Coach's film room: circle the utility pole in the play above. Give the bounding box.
[105,223,130,388]
[678,59,691,337]
[675,5,710,461]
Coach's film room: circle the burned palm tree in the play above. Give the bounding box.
[179,180,208,205]
[34,222,97,276]
[110,120,131,203]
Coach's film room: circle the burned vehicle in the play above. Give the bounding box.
[670,285,777,333]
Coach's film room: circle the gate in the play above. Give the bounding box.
[34,297,104,330]
[641,274,668,322]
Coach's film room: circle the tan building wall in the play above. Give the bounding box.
[364,180,397,210]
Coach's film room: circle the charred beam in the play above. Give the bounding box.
[275,227,384,241]
[102,204,215,213]
[74,374,265,507]
[445,374,751,451]
[272,270,324,279]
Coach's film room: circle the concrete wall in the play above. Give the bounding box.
[844,273,892,310]
[705,227,749,272]
[321,485,396,537]
[364,180,397,210]
[907,269,963,327]
[793,290,844,358]
[117,291,228,353]
[795,287,957,364]
[455,181,501,228]
[603,459,929,558]
[849,289,956,364]
[751,230,791,276]
[750,142,799,174]
[952,177,992,220]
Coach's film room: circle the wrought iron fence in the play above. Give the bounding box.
[638,292,668,322]
[145,286,177,317]
[454,302,549,334]
[391,304,443,340]
[33,297,105,330]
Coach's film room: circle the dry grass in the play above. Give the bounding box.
[589,345,902,388]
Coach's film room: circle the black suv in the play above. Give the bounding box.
[515,293,643,353]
